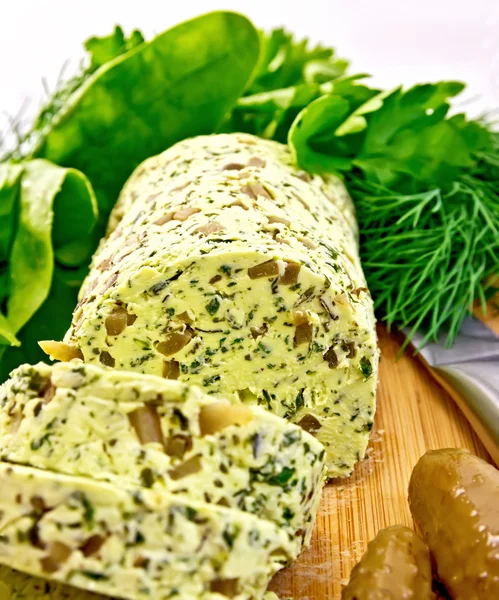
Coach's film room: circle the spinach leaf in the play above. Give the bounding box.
[247,27,348,95]
[0,163,23,312]
[35,11,260,221]
[51,164,99,266]
[85,26,144,72]
[6,160,97,333]
[0,163,23,266]
[2,28,146,165]
[0,266,82,380]
[0,313,19,348]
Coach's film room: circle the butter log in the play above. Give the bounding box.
[57,133,379,477]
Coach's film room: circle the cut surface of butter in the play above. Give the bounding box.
[0,361,325,556]
[0,463,293,600]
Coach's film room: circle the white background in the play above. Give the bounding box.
[1,0,498,136]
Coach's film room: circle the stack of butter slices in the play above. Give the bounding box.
[0,134,377,599]
[0,361,324,598]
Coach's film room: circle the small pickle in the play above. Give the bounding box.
[409,448,499,600]
[341,525,435,600]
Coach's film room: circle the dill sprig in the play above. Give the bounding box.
[350,131,499,346]
[1,61,91,162]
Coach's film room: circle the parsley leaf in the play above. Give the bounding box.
[247,27,348,95]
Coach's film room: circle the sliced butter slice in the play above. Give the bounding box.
[0,463,293,600]
[0,567,288,600]
[0,564,108,599]
[61,133,379,477]
[0,361,325,555]
[0,566,287,600]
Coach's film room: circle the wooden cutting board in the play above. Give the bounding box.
[270,324,493,600]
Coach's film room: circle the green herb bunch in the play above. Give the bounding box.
[234,50,499,347]
[0,11,497,374]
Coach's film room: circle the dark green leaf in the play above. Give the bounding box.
[289,80,387,173]
[289,94,353,172]
[35,11,260,222]
[85,26,144,72]
[51,167,99,266]
[247,27,348,95]
[0,163,23,264]
[222,27,349,141]
[6,160,96,334]
[355,81,468,186]
[225,82,324,142]
[361,82,464,151]
[0,265,84,379]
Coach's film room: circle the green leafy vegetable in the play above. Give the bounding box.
[288,81,470,182]
[247,27,348,94]
[223,82,324,142]
[354,82,479,187]
[222,27,349,142]
[7,160,97,333]
[0,163,23,263]
[0,160,97,372]
[7,160,57,334]
[34,11,260,221]
[2,28,145,163]
[352,132,499,346]
[0,163,23,305]
[289,80,386,171]
[85,25,144,72]
[0,266,83,380]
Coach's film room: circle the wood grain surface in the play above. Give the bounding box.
[270,324,492,600]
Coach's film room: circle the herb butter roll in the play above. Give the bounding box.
[0,463,293,600]
[58,133,379,477]
[0,361,326,556]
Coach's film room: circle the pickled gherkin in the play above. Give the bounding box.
[409,448,499,600]
[341,525,435,599]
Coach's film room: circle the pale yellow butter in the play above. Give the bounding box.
[0,463,293,600]
[63,133,379,477]
[0,361,325,557]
